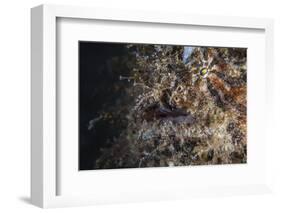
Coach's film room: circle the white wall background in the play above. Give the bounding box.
[0,0,280,212]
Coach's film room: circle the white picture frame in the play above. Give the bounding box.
[31,4,274,208]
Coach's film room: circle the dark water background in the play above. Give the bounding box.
[79,42,130,170]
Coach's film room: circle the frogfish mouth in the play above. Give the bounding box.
[142,103,195,124]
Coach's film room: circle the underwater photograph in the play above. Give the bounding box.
[79,41,247,170]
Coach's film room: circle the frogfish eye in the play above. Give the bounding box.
[176,85,184,92]
[173,96,180,103]
[200,67,208,76]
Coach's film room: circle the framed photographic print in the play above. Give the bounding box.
[31,4,274,208]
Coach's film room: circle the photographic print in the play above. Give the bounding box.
[79,42,247,170]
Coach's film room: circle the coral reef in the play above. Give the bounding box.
[80,43,247,170]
